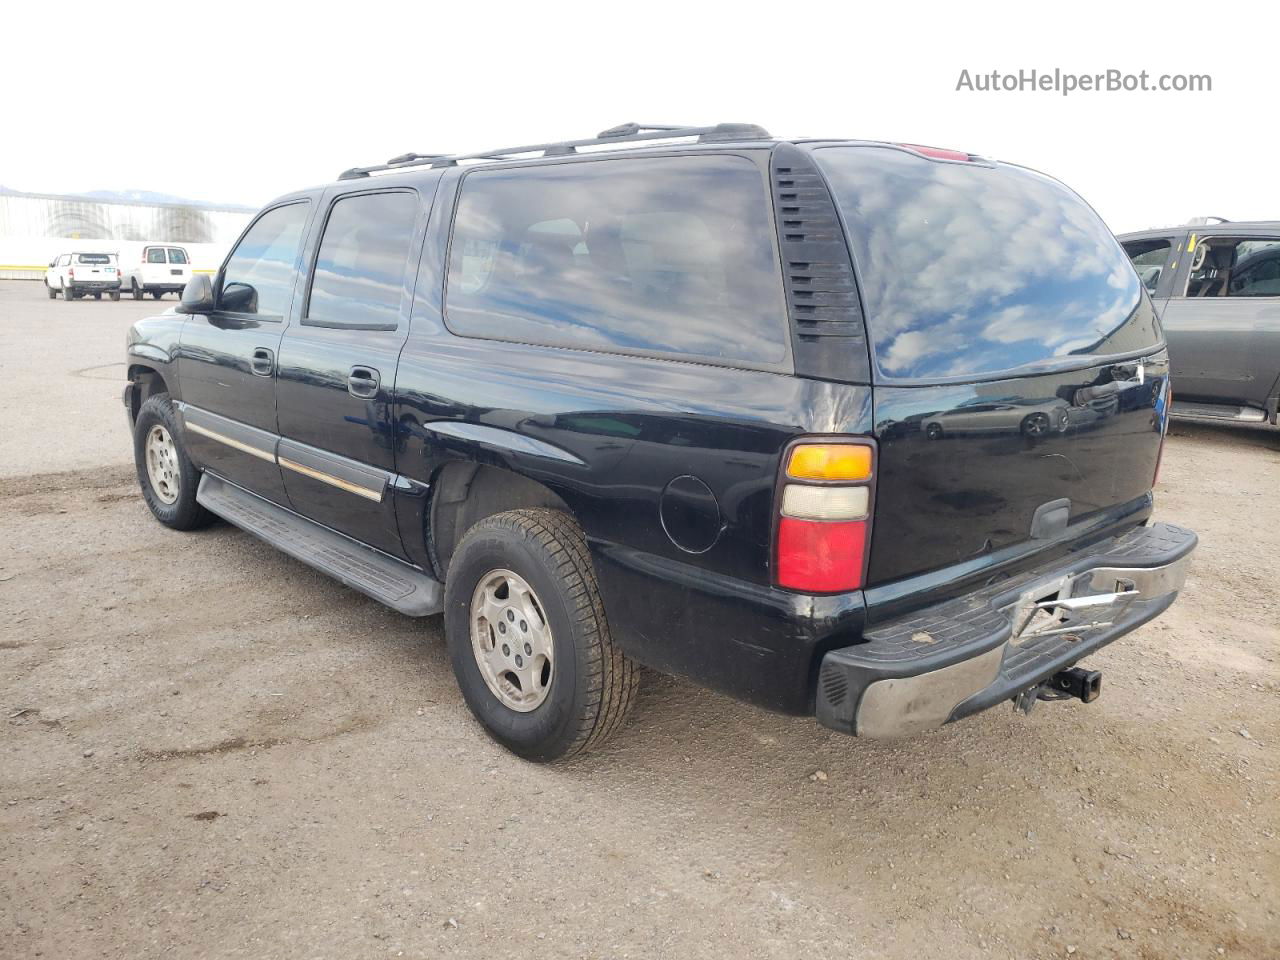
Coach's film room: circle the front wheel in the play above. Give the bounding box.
[132,393,213,530]
[1021,412,1051,437]
[444,509,639,762]
[131,279,143,300]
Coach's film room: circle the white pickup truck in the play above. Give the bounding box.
[45,252,122,300]
[120,244,192,299]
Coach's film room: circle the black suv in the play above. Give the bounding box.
[124,122,1196,761]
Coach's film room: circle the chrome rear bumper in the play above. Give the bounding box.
[815,522,1197,739]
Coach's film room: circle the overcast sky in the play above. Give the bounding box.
[4,0,1273,235]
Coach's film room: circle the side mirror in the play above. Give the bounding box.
[177,274,215,314]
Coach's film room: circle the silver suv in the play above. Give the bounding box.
[1119,220,1280,425]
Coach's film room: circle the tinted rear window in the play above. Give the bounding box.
[167,248,189,264]
[816,147,1159,382]
[305,191,419,329]
[445,155,787,366]
[77,254,111,264]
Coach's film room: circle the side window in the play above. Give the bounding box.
[1122,238,1174,293]
[146,247,167,264]
[1229,239,1280,297]
[304,191,419,329]
[59,255,70,267]
[167,248,189,264]
[219,201,310,317]
[444,155,787,365]
[1186,237,1280,298]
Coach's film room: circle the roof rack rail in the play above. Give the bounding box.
[337,122,771,180]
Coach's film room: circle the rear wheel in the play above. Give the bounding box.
[152,291,162,300]
[93,292,102,300]
[109,290,120,301]
[47,284,56,299]
[131,279,143,300]
[132,392,213,530]
[444,509,639,762]
[64,286,76,300]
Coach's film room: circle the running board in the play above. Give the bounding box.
[197,473,443,617]
[1172,400,1268,424]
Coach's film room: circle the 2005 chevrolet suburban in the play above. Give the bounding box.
[124,122,1197,761]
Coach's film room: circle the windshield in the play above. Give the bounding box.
[76,254,112,264]
[816,147,1160,383]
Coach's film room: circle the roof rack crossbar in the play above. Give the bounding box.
[336,122,770,180]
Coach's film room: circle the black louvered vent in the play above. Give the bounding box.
[771,143,871,384]
[819,662,849,708]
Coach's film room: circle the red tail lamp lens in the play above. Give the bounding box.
[775,516,867,592]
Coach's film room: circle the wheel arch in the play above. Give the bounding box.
[125,363,171,424]
[428,461,574,579]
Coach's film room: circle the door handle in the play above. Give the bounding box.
[250,348,274,377]
[347,366,380,399]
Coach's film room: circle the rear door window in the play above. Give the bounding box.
[146,248,167,264]
[304,191,420,329]
[167,248,189,264]
[445,155,787,366]
[1183,237,1280,298]
[816,146,1160,383]
[219,201,311,317]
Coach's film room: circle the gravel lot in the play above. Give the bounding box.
[1,279,1277,959]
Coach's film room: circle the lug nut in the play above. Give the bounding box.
[520,620,528,632]
[506,610,515,622]
[502,644,510,656]
[524,642,532,655]
[515,654,524,667]
[498,621,506,634]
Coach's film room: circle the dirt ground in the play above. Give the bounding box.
[1,279,1276,959]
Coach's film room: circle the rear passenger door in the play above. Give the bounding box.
[1160,234,1280,407]
[274,185,433,558]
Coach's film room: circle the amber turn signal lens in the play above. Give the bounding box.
[786,444,873,482]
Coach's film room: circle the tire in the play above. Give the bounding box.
[131,279,143,301]
[132,392,213,531]
[444,509,639,762]
[152,291,162,300]
[47,284,56,299]
[64,286,76,300]
[1021,412,1050,437]
[93,292,102,300]
[925,422,943,440]
[109,290,120,301]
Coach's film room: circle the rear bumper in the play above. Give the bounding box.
[68,280,121,290]
[815,522,1197,738]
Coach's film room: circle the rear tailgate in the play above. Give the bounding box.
[814,145,1167,589]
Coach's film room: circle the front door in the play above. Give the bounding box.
[177,198,314,504]
[274,186,431,558]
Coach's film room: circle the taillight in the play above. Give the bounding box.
[1154,386,1171,485]
[774,440,875,593]
[68,268,75,278]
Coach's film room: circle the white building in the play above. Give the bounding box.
[0,190,254,279]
